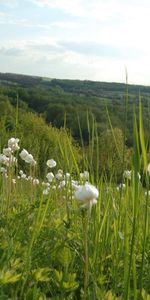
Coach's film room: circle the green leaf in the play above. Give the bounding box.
[0,270,21,284]
[32,267,51,282]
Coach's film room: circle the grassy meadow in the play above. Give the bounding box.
[0,89,150,300]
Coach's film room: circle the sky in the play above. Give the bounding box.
[0,0,150,85]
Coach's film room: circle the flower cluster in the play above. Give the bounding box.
[0,137,19,167]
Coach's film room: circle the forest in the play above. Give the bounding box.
[0,72,150,148]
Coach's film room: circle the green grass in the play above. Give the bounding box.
[0,101,150,300]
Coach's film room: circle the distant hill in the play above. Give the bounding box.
[1,71,150,95]
[0,72,150,147]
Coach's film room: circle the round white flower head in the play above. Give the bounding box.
[21,174,26,179]
[80,171,89,181]
[147,163,150,176]
[123,170,132,180]
[20,149,29,160]
[65,173,70,180]
[58,180,66,189]
[46,172,54,182]
[71,180,79,191]
[3,147,12,157]
[8,138,20,151]
[0,154,9,166]
[75,183,99,209]
[55,172,63,180]
[46,159,57,168]
[43,188,50,195]
[33,179,39,185]
[20,149,36,165]
[24,154,34,164]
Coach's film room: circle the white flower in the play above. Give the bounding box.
[58,180,66,188]
[24,154,34,164]
[55,172,63,180]
[65,173,71,180]
[12,179,16,184]
[145,190,150,196]
[3,147,12,157]
[42,182,50,187]
[71,180,79,190]
[75,183,99,209]
[0,167,7,174]
[80,171,89,181]
[117,183,126,191]
[0,154,9,166]
[147,163,150,175]
[43,188,50,195]
[46,172,54,182]
[123,170,132,180]
[20,149,29,160]
[21,174,26,179]
[20,149,36,165]
[19,170,24,175]
[33,179,39,185]
[8,138,20,151]
[46,159,57,168]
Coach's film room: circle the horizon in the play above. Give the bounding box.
[2,71,150,88]
[1,0,150,85]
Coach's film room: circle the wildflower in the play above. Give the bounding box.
[0,154,9,166]
[75,183,99,209]
[55,172,63,180]
[58,180,66,188]
[46,172,54,182]
[8,138,20,151]
[20,149,36,165]
[117,183,126,191]
[20,149,28,160]
[145,190,150,196]
[33,179,39,185]
[65,172,71,180]
[71,180,79,190]
[42,182,50,187]
[28,176,33,181]
[0,167,7,174]
[21,174,26,179]
[46,159,56,168]
[43,188,50,195]
[19,170,24,175]
[12,179,16,184]
[3,147,12,157]
[80,171,89,181]
[123,170,132,180]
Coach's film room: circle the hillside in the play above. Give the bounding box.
[0,72,150,147]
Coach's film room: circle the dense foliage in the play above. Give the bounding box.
[0,72,150,148]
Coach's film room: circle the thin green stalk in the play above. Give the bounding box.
[83,209,90,300]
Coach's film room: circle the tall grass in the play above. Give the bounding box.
[0,95,150,300]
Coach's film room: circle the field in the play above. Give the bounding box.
[0,74,150,299]
[0,109,150,300]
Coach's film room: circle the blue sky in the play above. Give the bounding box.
[0,0,150,84]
